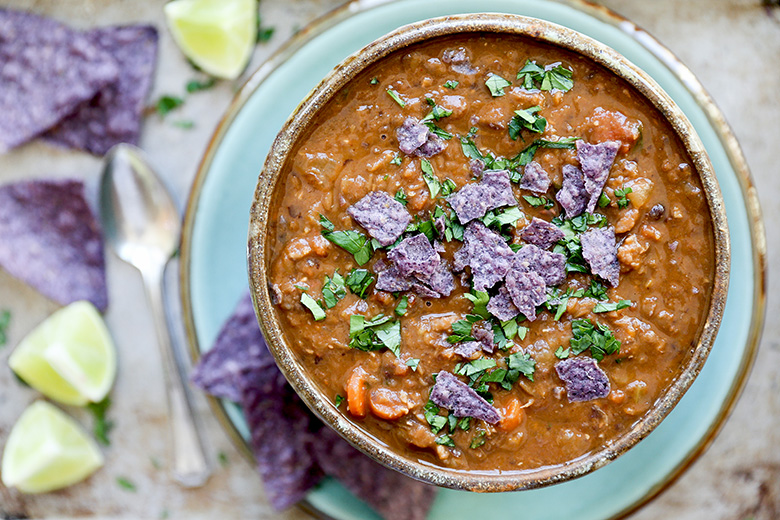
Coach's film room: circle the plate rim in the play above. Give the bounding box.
[179,0,767,517]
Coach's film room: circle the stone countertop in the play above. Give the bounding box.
[0,0,777,518]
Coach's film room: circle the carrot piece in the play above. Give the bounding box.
[346,366,370,418]
[498,397,525,432]
[369,388,410,420]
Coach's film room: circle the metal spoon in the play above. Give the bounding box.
[100,143,211,488]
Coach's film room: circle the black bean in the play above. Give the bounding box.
[648,204,665,220]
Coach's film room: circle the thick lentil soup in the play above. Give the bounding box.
[266,34,715,472]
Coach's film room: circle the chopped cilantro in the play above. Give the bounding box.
[405,358,420,371]
[541,64,574,92]
[386,88,405,107]
[87,396,113,446]
[470,430,487,449]
[335,394,345,407]
[186,77,216,93]
[584,280,609,300]
[394,188,407,206]
[0,309,10,347]
[440,178,458,196]
[514,137,579,167]
[322,272,346,308]
[301,293,326,321]
[508,106,546,140]
[420,159,441,199]
[551,213,608,273]
[421,103,453,122]
[256,14,275,43]
[217,451,229,467]
[370,77,379,85]
[424,121,453,140]
[424,400,447,433]
[593,300,633,313]
[506,351,536,381]
[444,80,459,89]
[293,283,309,291]
[391,153,403,166]
[447,315,481,343]
[117,477,137,492]
[522,195,554,209]
[435,434,456,448]
[570,319,621,361]
[456,358,497,380]
[155,95,184,117]
[349,314,401,356]
[481,206,524,229]
[615,186,633,208]
[463,291,490,319]
[319,214,372,265]
[598,192,611,208]
[485,74,512,96]
[516,60,545,88]
[345,269,374,298]
[395,295,409,316]
[555,346,571,359]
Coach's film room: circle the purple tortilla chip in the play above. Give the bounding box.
[555,356,611,402]
[240,363,323,510]
[375,261,413,293]
[430,371,501,424]
[487,285,520,321]
[520,161,551,193]
[447,170,517,224]
[472,321,494,354]
[395,117,446,158]
[482,170,518,209]
[45,25,159,156]
[521,217,565,249]
[441,47,478,75]
[577,140,621,213]
[469,159,485,177]
[420,261,454,297]
[0,9,119,152]
[387,233,439,279]
[0,180,107,310]
[348,191,412,246]
[505,269,546,321]
[453,341,482,358]
[434,215,447,238]
[555,164,588,219]
[581,226,620,286]
[313,427,437,520]
[456,222,515,292]
[190,292,272,402]
[513,244,566,286]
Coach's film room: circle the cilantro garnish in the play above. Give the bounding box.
[420,159,441,199]
[516,60,545,88]
[435,434,456,448]
[470,430,487,449]
[555,346,571,359]
[394,187,407,205]
[370,77,379,85]
[522,195,554,209]
[255,14,275,43]
[348,314,401,357]
[598,192,611,208]
[301,293,326,321]
[322,272,346,308]
[463,291,490,319]
[508,106,546,140]
[593,300,632,313]
[570,319,621,361]
[319,214,373,265]
[87,396,113,446]
[117,477,137,492]
[447,315,481,343]
[154,95,184,117]
[186,78,216,93]
[0,309,10,347]
[551,213,608,273]
[405,358,420,371]
[440,178,458,197]
[485,74,512,96]
[506,351,537,382]
[421,102,453,122]
[444,80,459,89]
[585,280,609,300]
[425,122,453,140]
[335,395,345,407]
[345,268,374,298]
[391,154,403,166]
[614,186,633,208]
[514,137,579,167]
[481,206,524,229]
[395,295,409,316]
[424,400,448,433]
[516,60,574,92]
[386,89,406,107]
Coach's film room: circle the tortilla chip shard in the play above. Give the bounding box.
[0,180,108,311]
[555,356,610,402]
[348,191,411,247]
[430,371,501,424]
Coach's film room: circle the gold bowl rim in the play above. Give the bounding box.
[246,13,730,493]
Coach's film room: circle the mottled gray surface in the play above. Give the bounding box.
[0,0,778,519]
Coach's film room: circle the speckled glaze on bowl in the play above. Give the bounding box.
[247,13,730,493]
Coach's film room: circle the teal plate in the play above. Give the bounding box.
[181,0,766,519]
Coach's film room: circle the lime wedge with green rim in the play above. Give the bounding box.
[1,401,104,493]
[164,0,258,79]
[9,301,116,406]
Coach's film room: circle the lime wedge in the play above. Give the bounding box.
[1,401,104,493]
[9,301,117,406]
[164,0,258,79]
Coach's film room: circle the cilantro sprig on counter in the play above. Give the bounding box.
[319,214,373,265]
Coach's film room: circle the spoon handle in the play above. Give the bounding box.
[143,266,212,488]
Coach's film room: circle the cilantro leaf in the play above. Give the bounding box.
[421,103,453,122]
[516,60,545,88]
[541,64,574,92]
[186,77,216,93]
[522,195,554,209]
[155,95,184,117]
[482,206,524,229]
[593,300,633,313]
[424,400,447,433]
[444,80,459,89]
[447,315,481,343]
[349,314,401,356]
[0,309,10,347]
[345,268,374,298]
[319,215,372,265]
[301,293,326,321]
[463,291,490,319]
[508,106,546,140]
[335,395,345,407]
[554,346,570,359]
[424,121,453,140]
[569,319,621,361]
[370,77,379,85]
[405,358,420,371]
[322,272,346,308]
[420,159,441,199]
[87,396,113,446]
[435,434,456,448]
[395,295,409,316]
[394,188,407,206]
[506,351,536,381]
[615,186,633,208]
[470,430,487,449]
[391,154,403,166]
[485,74,512,96]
